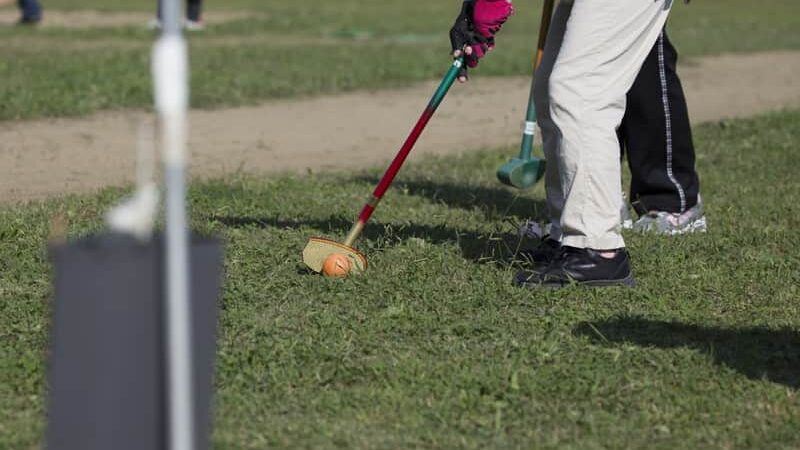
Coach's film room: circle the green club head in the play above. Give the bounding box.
[496,157,546,189]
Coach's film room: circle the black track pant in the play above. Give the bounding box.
[619,31,700,215]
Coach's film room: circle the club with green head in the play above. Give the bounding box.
[496,0,554,189]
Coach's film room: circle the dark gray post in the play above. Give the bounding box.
[46,235,222,450]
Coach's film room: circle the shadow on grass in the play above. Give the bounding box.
[573,316,800,389]
[353,176,549,220]
[211,214,525,265]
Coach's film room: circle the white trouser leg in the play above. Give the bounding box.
[534,1,572,242]
[535,0,672,249]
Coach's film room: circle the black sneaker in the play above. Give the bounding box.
[515,246,636,288]
[517,237,560,268]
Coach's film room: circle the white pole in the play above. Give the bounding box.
[153,0,194,448]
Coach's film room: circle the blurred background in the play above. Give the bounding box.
[1,2,800,450]
[1,0,799,121]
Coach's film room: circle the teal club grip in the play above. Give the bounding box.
[428,57,464,110]
[519,76,537,160]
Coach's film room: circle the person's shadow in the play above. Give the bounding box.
[206,177,549,266]
[211,214,521,265]
[573,316,800,389]
[354,176,548,220]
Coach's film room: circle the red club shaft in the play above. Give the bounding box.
[342,58,463,247]
[357,107,435,223]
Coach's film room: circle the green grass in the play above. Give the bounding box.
[1,110,799,449]
[1,0,799,120]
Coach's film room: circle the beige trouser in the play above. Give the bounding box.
[535,0,673,249]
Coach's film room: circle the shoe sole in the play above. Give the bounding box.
[573,273,636,288]
[668,217,707,235]
[633,217,708,235]
[515,272,636,289]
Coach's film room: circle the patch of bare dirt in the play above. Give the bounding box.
[1,50,799,203]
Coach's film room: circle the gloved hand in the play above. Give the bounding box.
[449,0,514,82]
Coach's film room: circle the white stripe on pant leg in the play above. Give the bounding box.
[657,32,687,212]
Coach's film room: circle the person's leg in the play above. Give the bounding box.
[533,0,572,242]
[186,0,203,22]
[622,31,700,215]
[154,0,163,23]
[552,0,671,249]
[517,0,672,288]
[516,1,571,270]
[17,0,42,22]
[621,31,706,234]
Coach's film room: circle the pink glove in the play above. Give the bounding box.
[469,0,514,66]
[450,0,514,76]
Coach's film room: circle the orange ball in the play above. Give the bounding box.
[322,253,352,278]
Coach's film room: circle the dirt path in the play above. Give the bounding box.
[2,50,799,204]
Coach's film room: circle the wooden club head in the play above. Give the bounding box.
[302,237,367,274]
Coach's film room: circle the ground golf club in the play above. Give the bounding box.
[496,0,554,189]
[302,57,465,275]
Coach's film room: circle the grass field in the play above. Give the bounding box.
[1,0,800,120]
[1,109,799,449]
[2,0,799,447]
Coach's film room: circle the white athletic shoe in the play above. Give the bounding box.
[632,196,708,235]
[517,193,705,238]
[184,19,205,31]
